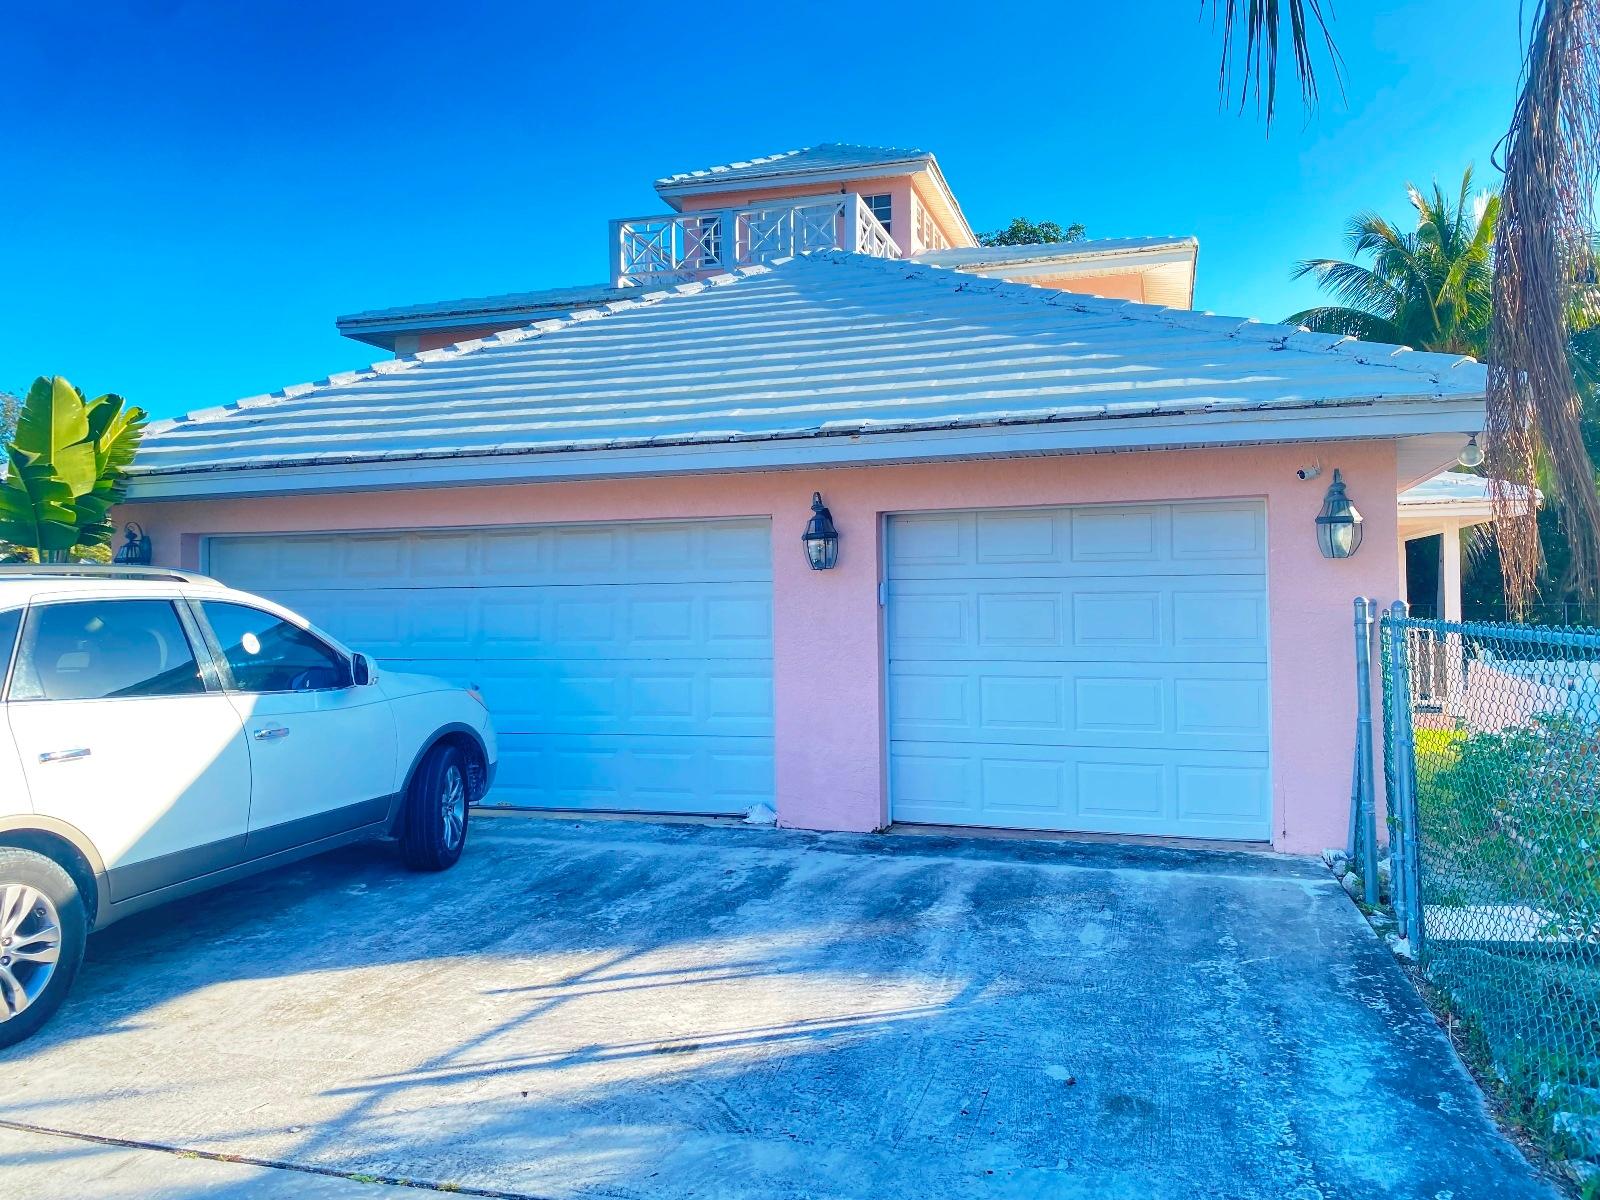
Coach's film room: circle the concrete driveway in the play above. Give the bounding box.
[0,816,1555,1199]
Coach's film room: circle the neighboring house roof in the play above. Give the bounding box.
[130,252,1486,501]
[1399,471,1539,529]
[916,236,1198,309]
[336,283,632,349]
[915,236,1195,270]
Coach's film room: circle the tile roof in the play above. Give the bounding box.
[915,236,1197,270]
[655,143,932,187]
[134,252,1486,481]
[337,282,632,328]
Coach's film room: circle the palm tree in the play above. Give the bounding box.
[1216,1,1600,616]
[1285,170,1498,357]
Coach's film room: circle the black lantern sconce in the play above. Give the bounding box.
[1314,469,1363,559]
[801,492,839,570]
[113,522,153,566]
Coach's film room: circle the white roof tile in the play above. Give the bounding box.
[133,253,1487,480]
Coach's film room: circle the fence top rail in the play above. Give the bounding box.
[1383,611,1600,652]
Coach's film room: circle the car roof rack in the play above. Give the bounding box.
[0,564,220,585]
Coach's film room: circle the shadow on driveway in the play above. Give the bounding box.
[0,816,1559,1199]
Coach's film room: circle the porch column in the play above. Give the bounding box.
[1438,519,1466,716]
[1439,519,1463,622]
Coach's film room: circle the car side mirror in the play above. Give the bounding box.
[351,653,378,686]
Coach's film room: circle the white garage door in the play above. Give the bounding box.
[206,520,774,815]
[886,502,1270,840]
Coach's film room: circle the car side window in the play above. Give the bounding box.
[200,601,351,693]
[10,599,207,701]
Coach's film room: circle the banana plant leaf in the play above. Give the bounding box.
[0,377,148,558]
[12,376,95,497]
[76,394,146,548]
[0,445,80,553]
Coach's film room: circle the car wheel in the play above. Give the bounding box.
[0,848,87,1050]
[400,743,470,872]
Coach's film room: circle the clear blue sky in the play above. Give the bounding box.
[1,1,1529,420]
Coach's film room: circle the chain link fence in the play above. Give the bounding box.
[1380,609,1600,1158]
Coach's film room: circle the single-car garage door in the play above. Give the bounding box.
[206,519,774,815]
[886,502,1270,840]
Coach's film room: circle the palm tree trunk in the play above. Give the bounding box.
[1489,0,1600,616]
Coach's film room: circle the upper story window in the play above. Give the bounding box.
[864,194,893,235]
[11,599,206,701]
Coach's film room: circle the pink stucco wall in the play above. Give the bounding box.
[120,439,1399,854]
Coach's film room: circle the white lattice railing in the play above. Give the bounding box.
[610,195,902,286]
[913,194,950,252]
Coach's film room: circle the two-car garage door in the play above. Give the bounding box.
[209,501,1268,839]
[207,520,774,816]
[886,501,1271,841]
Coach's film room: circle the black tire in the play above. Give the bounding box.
[0,847,88,1050]
[400,742,470,872]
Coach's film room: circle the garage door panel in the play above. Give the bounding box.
[888,503,1265,580]
[240,582,770,662]
[888,579,1268,664]
[887,502,1269,841]
[492,734,773,814]
[211,525,770,590]
[891,740,1270,838]
[206,519,774,816]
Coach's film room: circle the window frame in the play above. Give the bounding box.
[3,596,219,704]
[185,598,355,696]
[863,193,893,235]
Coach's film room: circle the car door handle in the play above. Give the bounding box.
[38,748,91,764]
[252,725,290,742]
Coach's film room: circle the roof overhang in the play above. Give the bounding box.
[655,156,932,203]
[126,395,1484,503]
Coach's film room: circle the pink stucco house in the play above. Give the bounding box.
[121,143,1486,855]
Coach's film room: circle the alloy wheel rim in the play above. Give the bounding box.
[0,883,62,1024]
[441,765,466,849]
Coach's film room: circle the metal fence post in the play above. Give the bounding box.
[1352,597,1380,905]
[1385,601,1423,948]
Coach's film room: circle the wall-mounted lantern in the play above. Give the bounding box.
[801,492,839,570]
[1315,470,1364,560]
[113,522,152,566]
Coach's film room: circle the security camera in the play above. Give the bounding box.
[1296,465,1323,481]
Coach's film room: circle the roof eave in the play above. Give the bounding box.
[653,155,933,203]
[126,394,1484,503]
[918,153,977,245]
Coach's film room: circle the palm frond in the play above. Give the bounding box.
[1284,305,1406,343]
[1292,258,1405,315]
[1209,0,1345,125]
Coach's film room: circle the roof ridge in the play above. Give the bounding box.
[146,264,779,436]
[802,250,1485,384]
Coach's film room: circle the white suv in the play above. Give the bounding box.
[0,566,497,1047]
